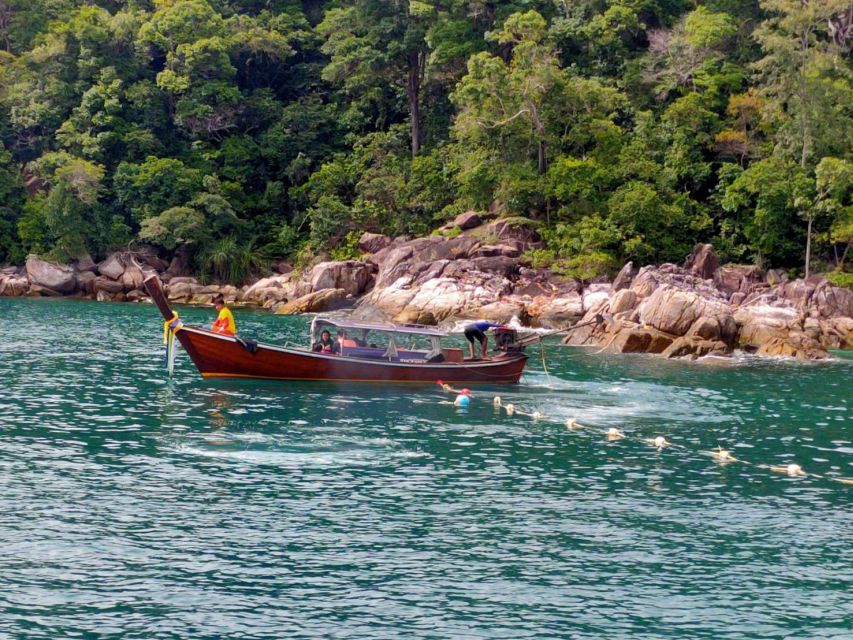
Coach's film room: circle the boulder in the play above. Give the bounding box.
[273,260,293,275]
[28,284,63,297]
[76,271,97,295]
[76,254,97,273]
[25,255,77,294]
[166,280,202,300]
[807,280,853,319]
[611,261,635,292]
[96,290,114,303]
[528,293,585,328]
[93,276,125,295]
[120,264,145,290]
[139,254,169,272]
[757,333,829,360]
[714,264,763,297]
[609,289,638,315]
[474,218,541,245]
[636,286,708,336]
[126,289,147,302]
[450,210,482,231]
[766,269,788,286]
[604,327,675,354]
[686,314,738,347]
[662,336,730,359]
[98,253,126,280]
[475,300,529,325]
[308,260,372,296]
[0,275,29,297]
[165,254,189,279]
[358,232,393,254]
[734,305,801,349]
[819,317,853,350]
[391,308,437,325]
[469,243,522,259]
[684,244,719,280]
[274,288,350,314]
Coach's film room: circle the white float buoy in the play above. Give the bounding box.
[493,396,502,407]
[646,436,669,449]
[770,463,805,476]
[565,418,582,430]
[607,427,625,441]
[531,411,544,421]
[710,447,736,463]
[505,403,515,416]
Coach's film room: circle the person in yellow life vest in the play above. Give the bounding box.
[211,294,236,336]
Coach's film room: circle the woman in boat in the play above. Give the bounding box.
[211,294,236,336]
[313,330,339,354]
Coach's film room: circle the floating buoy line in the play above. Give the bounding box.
[437,383,852,487]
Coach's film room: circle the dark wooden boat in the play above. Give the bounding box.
[144,275,529,384]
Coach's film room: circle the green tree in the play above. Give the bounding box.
[24,151,105,260]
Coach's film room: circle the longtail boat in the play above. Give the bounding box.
[144,275,529,384]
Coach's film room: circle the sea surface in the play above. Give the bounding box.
[0,297,851,639]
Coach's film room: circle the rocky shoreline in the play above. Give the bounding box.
[1,211,851,361]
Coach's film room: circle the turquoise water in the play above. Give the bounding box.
[0,297,851,639]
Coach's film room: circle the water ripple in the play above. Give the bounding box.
[0,297,850,639]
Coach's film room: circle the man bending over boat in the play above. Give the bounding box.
[463,320,504,359]
[211,294,236,336]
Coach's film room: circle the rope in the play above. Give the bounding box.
[484,397,852,488]
[162,312,184,377]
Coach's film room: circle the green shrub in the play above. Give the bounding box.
[330,231,364,261]
[826,271,853,289]
[198,237,266,284]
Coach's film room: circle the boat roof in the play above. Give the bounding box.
[311,315,448,337]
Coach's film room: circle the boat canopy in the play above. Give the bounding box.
[310,316,448,338]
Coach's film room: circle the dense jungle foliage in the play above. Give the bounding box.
[0,0,851,282]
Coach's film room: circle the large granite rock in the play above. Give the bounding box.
[275,288,350,314]
[307,260,373,297]
[25,255,77,294]
[98,253,126,280]
[636,286,726,336]
[757,333,828,360]
[684,244,719,280]
[358,232,392,254]
[603,327,675,354]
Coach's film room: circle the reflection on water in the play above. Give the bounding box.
[0,297,850,639]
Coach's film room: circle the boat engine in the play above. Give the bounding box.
[494,326,523,352]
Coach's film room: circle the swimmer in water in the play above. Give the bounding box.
[454,389,472,407]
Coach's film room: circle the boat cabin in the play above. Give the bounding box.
[308,317,464,363]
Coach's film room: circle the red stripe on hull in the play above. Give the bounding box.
[176,328,527,384]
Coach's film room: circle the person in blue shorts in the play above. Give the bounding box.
[463,320,504,359]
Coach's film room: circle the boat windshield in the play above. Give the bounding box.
[309,317,445,362]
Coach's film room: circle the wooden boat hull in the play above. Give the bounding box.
[175,326,528,384]
[144,273,528,384]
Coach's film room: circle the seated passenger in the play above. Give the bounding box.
[312,329,339,354]
[211,294,236,336]
[337,329,357,350]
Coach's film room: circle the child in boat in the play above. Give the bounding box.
[211,294,236,336]
[313,330,339,354]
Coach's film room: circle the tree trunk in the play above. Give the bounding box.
[538,140,547,174]
[805,214,813,278]
[407,53,423,157]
